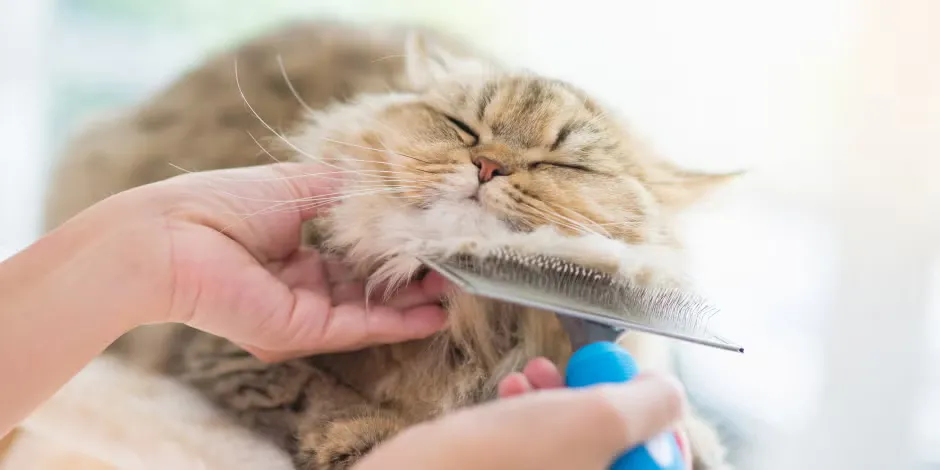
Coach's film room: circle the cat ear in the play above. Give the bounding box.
[405,32,489,89]
[647,167,745,209]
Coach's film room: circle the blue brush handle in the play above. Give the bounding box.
[565,342,684,470]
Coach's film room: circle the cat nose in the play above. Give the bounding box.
[473,156,510,183]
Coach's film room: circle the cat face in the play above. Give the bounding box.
[291,35,736,288]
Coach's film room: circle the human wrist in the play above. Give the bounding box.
[2,190,174,334]
[0,191,175,435]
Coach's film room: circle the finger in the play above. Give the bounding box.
[354,304,449,347]
[420,270,451,297]
[674,428,693,470]
[324,257,359,285]
[237,343,307,364]
[168,162,345,262]
[266,162,348,220]
[358,373,687,470]
[594,374,687,451]
[498,358,562,399]
[270,248,329,296]
[293,300,448,353]
[500,375,685,458]
[331,281,367,304]
[522,357,565,390]
[497,373,533,398]
[199,162,345,220]
[379,271,450,310]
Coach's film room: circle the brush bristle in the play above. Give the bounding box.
[443,247,720,335]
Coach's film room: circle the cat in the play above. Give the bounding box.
[37,20,737,470]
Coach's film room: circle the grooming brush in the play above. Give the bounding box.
[418,248,742,470]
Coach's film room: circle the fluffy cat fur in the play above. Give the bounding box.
[17,356,295,470]
[32,20,737,470]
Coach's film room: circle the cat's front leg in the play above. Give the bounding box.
[294,405,409,470]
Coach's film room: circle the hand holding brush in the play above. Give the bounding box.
[355,366,690,470]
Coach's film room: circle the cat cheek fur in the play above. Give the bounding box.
[287,93,680,294]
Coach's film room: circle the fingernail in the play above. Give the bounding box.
[673,429,690,462]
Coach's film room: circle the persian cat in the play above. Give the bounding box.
[32,20,737,470]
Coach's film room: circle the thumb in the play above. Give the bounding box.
[355,374,686,470]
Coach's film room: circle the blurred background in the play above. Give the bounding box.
[0,0,936,468]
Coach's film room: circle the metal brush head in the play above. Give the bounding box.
[419,248,743,353]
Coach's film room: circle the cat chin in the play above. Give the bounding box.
[405,227,687,285]
[357,203,688,296]
[343,198,517,294]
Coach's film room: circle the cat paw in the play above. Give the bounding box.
[294,407,407,470]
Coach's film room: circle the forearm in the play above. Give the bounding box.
[0,198,166,437]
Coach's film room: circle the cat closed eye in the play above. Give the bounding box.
[550,125,573,151]
[529,161,593,172]
[444,115,479,145]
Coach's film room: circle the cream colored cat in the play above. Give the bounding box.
[24,20,736,470]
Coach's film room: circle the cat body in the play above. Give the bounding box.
[34,20,733,470]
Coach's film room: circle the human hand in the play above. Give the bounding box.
[67,162,449,361]
[497,358,694,469]
[355,371,688,470]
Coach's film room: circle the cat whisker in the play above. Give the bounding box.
[540,206,602,237]
[169,159,423,189]
[536,212,594,237]
[295,186,421,201]
[246,131,286,165]
[262,194,420,216]
[276,54,317,116]
[214,187,418,234]
[495,192,585,235]
[244,59,435,177]
[291,136,430,174]
[255,190,424,218]
[166,162,198,175]
[593,218,645,227]
[308,153,437,184]
[555,206,646,231]
[513,200,594,237]
[319,136,435,168]
[248,133,389,185]
[295,192,423,208]
[500,186,601,237]
[377,137,434,165]
[350,181,431,191]
[207,185,420,206]
[277,54,428,183]
[251,131,429,186]
[349,102,403,135]
[335,107,437,167]
[246,125,391,184]
[234,59,364,178]
[525,196,608,237]
[370,53,407,63]
[543,202,613,238]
